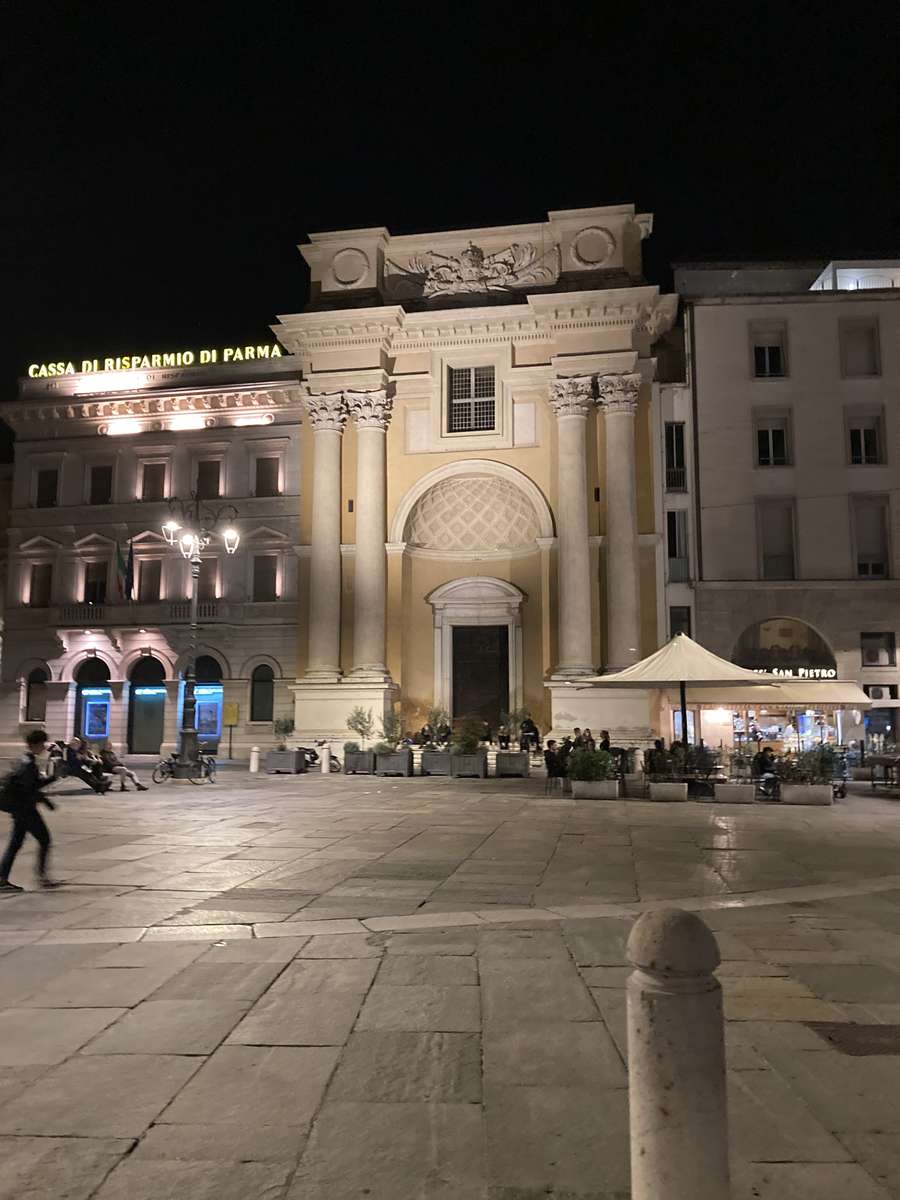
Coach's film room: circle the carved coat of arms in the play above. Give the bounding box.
[387,240,559,298]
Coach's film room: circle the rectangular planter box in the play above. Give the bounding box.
[851,767,873,781]
[344,751,375,775]
[713,782,755,804]
[375,750,413,777]
[781,783,833,806]
[649,781,689,802]
[622,773,646,800]
[421,751,452,776]
[451,753,488,778]
[265,749,306,774]
[495,751,530,778]
[571,779,621,799]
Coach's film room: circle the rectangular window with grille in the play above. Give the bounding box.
[847,412,884,465]
[755,414,791,466]
[664,422,686,490]
[447,366,496,433]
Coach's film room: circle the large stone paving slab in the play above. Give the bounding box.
[0,1135,132,1200]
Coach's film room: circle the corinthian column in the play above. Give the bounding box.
[304,391,346,679]
[549,376,596,676]
[598,372,642,670]
[345,389,392,677]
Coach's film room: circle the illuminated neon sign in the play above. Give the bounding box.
[753,667,837,679]
[27,343,283,378]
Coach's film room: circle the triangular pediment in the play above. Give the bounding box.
[242,525,290,543]
[131,529,169,546]
[18,534,64,552]
[73,533,118,550]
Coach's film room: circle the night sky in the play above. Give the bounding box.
[3,3,898,404]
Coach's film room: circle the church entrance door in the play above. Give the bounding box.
[452,625,509,727]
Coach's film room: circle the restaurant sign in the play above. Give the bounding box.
[753,667,837,679]
[27,343,283,378]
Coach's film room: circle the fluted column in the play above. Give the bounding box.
[549,376,596,676]
[346,389,392,677]
[598,372,642,670]
[304,391,346,679]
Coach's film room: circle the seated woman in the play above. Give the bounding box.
[65,738,111,794]
[99,744,149,792]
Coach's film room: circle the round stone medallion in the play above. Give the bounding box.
[331,247,369,287]
[571,226,616,268]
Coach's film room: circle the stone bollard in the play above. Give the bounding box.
[320,745,331,774]
[626,908,730,1200]
[248,746,260,774]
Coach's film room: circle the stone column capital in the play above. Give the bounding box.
[303,390,347,433]
[549,375,596,419]
[597,372,642,414]
[345,388,393,430]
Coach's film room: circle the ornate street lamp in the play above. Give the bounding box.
[162,496,239,778]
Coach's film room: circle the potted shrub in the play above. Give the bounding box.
[646,746,688,802]
[495,707,530,776]
[374,709,412,776]
[344,707,375,774]
[776,747,834,806]
[450,715,488,778]
[419,704,452,774]
[567,748,619,799]
[265,718,305,773]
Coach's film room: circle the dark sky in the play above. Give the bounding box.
[3,1,898,400]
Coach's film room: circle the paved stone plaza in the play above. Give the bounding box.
[4,771,900,1197]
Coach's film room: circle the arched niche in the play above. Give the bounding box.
[733,617,837,674]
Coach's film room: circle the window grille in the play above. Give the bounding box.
[447,366,496,433]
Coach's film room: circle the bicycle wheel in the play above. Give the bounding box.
[187,759,206,785]
[152,760,172,784]
[205,757,217,783]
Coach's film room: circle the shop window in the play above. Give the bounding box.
[847,412,884,465]
[29,562,52,607]
[664,422,686,490]
[669,606,691,638]
[864,684,899,701]
[252,555,277,602]
[138,559,162,603]
[198,558,217,601]
[840,319,880,377]
[34,468,58,508]
[750,323,787,378]
[196,459,221,499]
[853,497,889,577]
[758,500,796,580]
[89,464,113,505]
[666,510,689,582]
[755,414,791,466]
[250,663,275,721]
[861,632,896,667]
[447,366,496,433]
[25,667,48,722]
[254,456,280,497]
[83,561,108,605]
[141,462,167,501]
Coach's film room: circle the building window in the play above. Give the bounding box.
[254,456,280,497]
[25,668,49,722]
[83,561,108,605]
[861,633,896,667]
[34,468,58,508]
[141,462,167,502]
[447,366,496,433]
[252,555,278,602]
[841,319,880,377]
[29,563,53,607]
[848,412,884,465]
[138,559,162,603]
[89,464,113,505]
[670,606,692,638]
[758,500,796,580]
[755,415,791,466]
[250,663,275,721]
[666,511,690,582]
[864,684,899,701]
[198,558,218,601]
[664,422,686,490]
[751,324,787,378]
[196,459,221,499]
[853,497,889,578]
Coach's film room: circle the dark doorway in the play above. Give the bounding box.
[452,625,508,726]
[128,656,166,754]
[74,657,111,741]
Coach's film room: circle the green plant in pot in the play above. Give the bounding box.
[346,706,376,750]
[566,748,616,781]
[273,717,295,750]
[451,714,483,756]
[379,708,402,750]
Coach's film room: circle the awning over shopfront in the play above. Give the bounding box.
[681,680,871,708]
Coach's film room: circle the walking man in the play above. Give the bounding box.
[0,730,62,892]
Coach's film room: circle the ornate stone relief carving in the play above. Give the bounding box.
[406,475,540,553]
[302,390,347,432]
[385,241,560,299]
[344,388,392,430]
[570,226,616,269]
[597,372,642,413]
[548,376,595,419]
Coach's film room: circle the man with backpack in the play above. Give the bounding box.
[0,730,62,893]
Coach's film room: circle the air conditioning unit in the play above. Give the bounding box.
[868,686,885,701]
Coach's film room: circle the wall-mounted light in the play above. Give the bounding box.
[168,415,206,432]
[106,419,142,437]
[222,528,240,555]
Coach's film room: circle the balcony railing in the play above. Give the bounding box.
[665,466,687,492]
[668,556,690,584]
[60,603,105,623]
[169,601,220,620]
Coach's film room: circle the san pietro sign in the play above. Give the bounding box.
[27,343,283,378]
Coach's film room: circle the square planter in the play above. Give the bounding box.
[781,783,833,806]
[571,779,621,799]
[649,781,688,802]
[451,752,488,778]
[495,751,530,778]
[713,782,755,804]
[344,751,375,775]
[622,773,646,800]
[375,749,413,777]
[421,750,452,776]
[265,749,306,774]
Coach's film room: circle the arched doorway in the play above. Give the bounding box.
[250,664,275,722]
[128,656,166,754]
[189,654,224,750]
[74,658,111,744]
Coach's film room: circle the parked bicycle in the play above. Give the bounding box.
[152,747,217,785]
